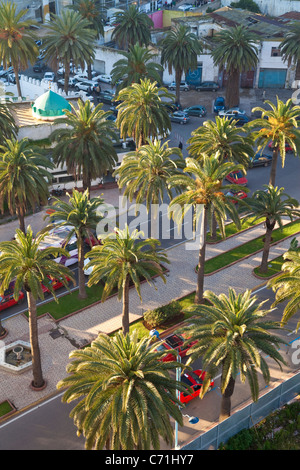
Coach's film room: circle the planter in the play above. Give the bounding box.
[30,379,47,392]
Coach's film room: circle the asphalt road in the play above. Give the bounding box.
[0,286,298,450]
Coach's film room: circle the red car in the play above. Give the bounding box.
[180,369,215,404]
[268,141,294,153]
[41,276,70,294]
[225,170,248,186]
[84,233,101,247]
[225,189,248,204]
[0,285,24,312]
[156,333,197,362]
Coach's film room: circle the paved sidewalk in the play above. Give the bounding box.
[0,215,298,416]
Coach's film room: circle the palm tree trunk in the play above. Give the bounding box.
[78,237,87,299]
[219,375,236,422]
[122,275,130,335]
[269,147,279,186]
[26,290,45,389]
[0,318,7,338]
[175,68,182,105]
[195,206,207,304]
[16,205,26,234]
[64,61,70,96]
[226,68,240,108]
[13,63,22,98]
[259,219,275,273]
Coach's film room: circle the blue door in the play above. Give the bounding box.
[258,69,287,88]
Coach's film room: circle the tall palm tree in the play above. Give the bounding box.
[0,137,53,233]
[116,79,172,148]
[160,24,202,105]
[280,23,300,81]
[168,155,242,304]
[43,10,96,95]
[0,1,39,97]
[181,288,287,422]
[210,25,258,108]
[244,185,300,273]
[68,0,104,80]
[112,5,154,50]
[0,101,18,140]
[114,139,184,238]
[268,250,300,331]
[50,100,118,196]
[111,43,163,91]
[187,116,254,168]
[250,98,300,186]
[0,226,74,389]
[57,331,185,449]
[46,190,105,299]
[86,225,169,335]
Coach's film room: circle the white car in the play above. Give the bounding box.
[57,77,76,88]
[75,80,95,92]
[44,72,55,82]
[178,3,194,10]
[94,74,112,84]
[84,258,94,276]
[218,107,246,117]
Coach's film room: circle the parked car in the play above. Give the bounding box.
[94,74,112,83]
[219,108,249,125]
[213,96,226,113]
[196,81,220,92]
[33,61,46,73]
[97,90,116,105]
[183,105,207,117]
[75,80,96,92]
[250,153,273,167]
[180,370,215,404]
[155,332,197,362]
[225,170,248,186]
[268,141,294,153]
[0,66,14,77]
[219,107,246,117]
[57,77,77,88]
[0,283,24,312]
[178,3,194,11]
[225,189,248,204]
[44,71,55,82]
[163,103,182,113]
[168,81,190,92]
[169,111,190,124]
[41,276,71,295]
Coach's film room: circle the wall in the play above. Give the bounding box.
[220,0,300,16]
[148,9,164,28]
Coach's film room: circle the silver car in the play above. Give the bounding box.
[75,80,95,92]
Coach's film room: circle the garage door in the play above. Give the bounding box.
[258,69,287,88]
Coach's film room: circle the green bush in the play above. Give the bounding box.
[143,300,182,328]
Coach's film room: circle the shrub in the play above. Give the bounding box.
[143,300,182,328]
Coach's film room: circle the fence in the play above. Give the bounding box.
[181,370,300,450]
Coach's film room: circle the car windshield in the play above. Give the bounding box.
[165,334,183,348]
[189,371,204,384]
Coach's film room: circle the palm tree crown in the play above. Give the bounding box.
[0,1,39,97]
[181,288,287,421]
[50,100,118,195]
[210,25,258,108]
[57,331,185,450]
[280,23,300,79]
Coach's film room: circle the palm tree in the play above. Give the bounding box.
[0,226,74,389]
[160,24,202,105]
[116,79,172,148]
[168,155,242,304]
[244,185,300,273]
[250,98,300,186]
[0,137,53,233]
[0,1,39,97]
[187,116,254,168]
[181,288,287,422]
[57,331,185,449]
[280,23,300,82]
[68,0,104,80]
[114,139,184,238]
[50,100,118,196]
[0,101,18,140]
[46,190,105,299]
[43,10,96,95]
[210,25,258,108]
[268,250,300,331]
[111,43,163,91]
[86,225,169,335]
[112,5,154,50]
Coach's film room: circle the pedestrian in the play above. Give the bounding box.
[262,90,266,102]
[178,141,183,150]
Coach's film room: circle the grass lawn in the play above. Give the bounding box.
[204,219,300,275]
[253,255,284,278]
[207,216,265,243]
[0,400,14,418]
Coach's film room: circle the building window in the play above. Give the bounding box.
[271,47,281,57]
